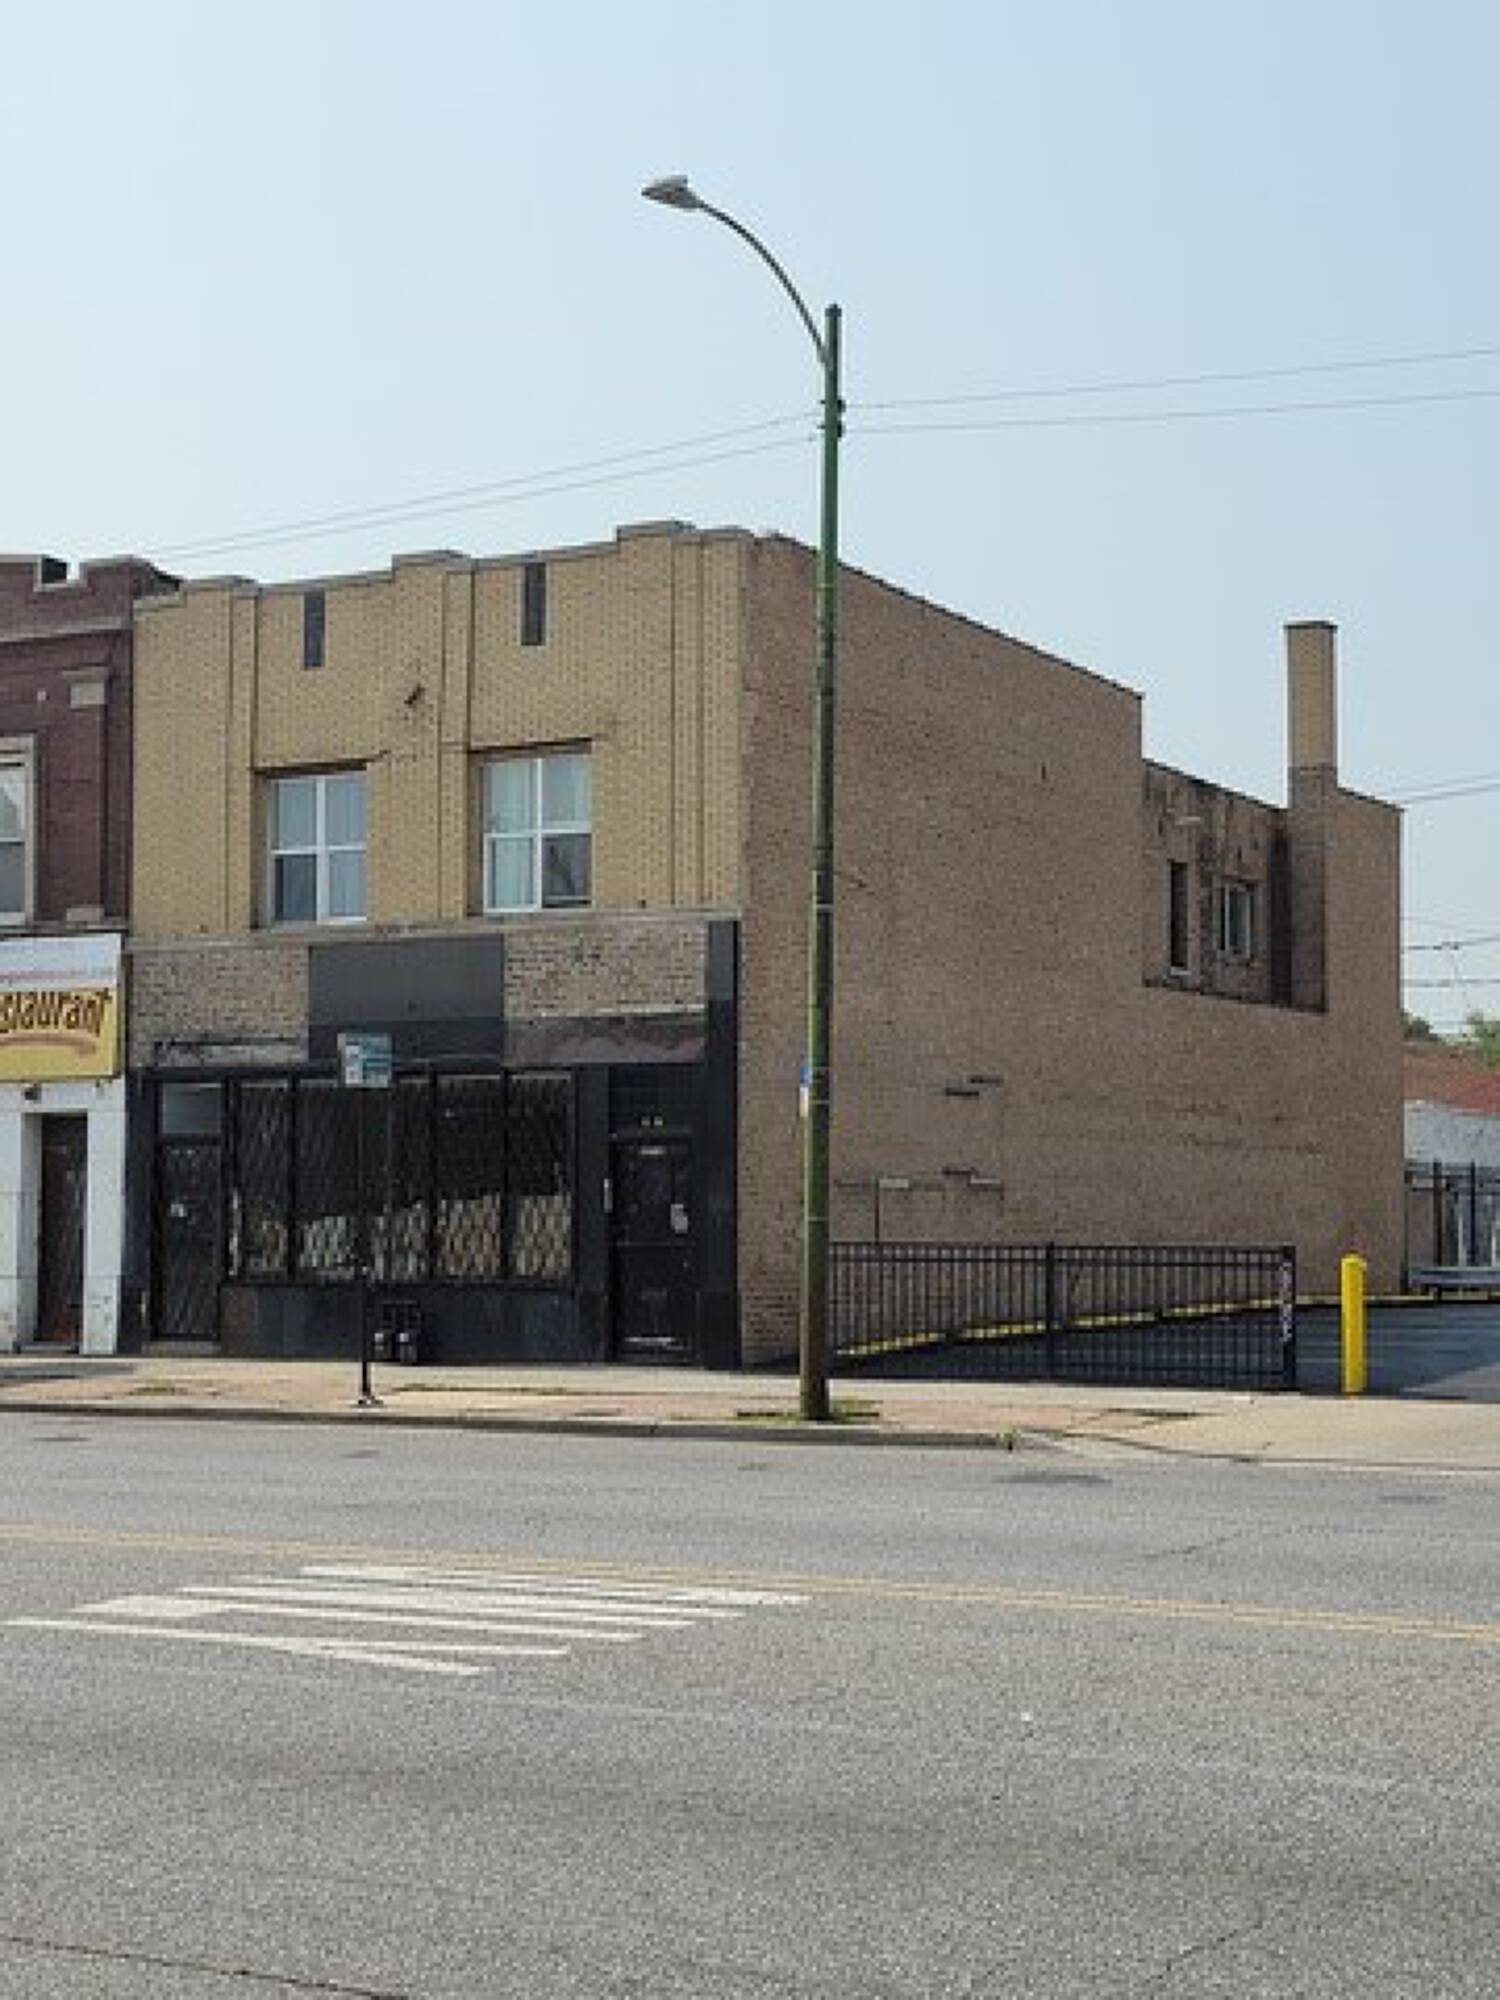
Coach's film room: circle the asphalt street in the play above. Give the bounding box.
[0,1415,1495,1998]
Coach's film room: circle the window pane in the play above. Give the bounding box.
[0,768,26,843]
[488,835,535,911]
[327,848,366,920]
[161,1083,222,1138]
[272,777,317,850]
[273,852,317,923]
[542,833,591,908]
[486,760,535,835]
[0,843,25,916]
[541,752,590,829]
[324,774,365,847]
[302,591,326,670]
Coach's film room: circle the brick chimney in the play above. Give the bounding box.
[1285,621,1337,1009]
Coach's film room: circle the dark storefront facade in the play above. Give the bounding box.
[135,924,739,1367]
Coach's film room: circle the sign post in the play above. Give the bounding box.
[338,1033,393,1410]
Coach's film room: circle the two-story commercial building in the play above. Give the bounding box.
[127,523,1402,1365]
[0,554,174,1352]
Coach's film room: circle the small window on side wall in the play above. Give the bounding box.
[1168,861,1190,973]
[1216,881,1254,960]
[520,562,547,647]
[302,590,326,670]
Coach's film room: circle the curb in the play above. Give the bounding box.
[0,1395,1033,1452]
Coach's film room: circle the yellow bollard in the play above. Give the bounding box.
[1340,1253,1368,1395]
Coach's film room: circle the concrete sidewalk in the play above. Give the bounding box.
[1,1352,1498,1472]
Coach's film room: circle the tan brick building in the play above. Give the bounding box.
[129,522,1401,1364]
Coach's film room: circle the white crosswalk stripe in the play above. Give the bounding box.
[6,1561,806,1679]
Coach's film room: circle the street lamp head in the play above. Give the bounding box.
[641,174,703,212]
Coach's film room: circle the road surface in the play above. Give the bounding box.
[0,1414,1495,1996]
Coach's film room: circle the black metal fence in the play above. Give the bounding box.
[832,1241,1296,1389]
[1405,1161,1500,1273]
[223,1069,573,1287]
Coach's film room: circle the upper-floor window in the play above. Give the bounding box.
[268,771,366,925]
[520,562,547,647]
[483,751,591,913]
[0,745,32,925]
[302,590,326,669]
[1168,861,1190,973]
[1216,880,1254,960]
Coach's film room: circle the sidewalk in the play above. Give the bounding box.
[1,1352,1498,1472]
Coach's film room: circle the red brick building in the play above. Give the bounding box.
[0,555,174,1350]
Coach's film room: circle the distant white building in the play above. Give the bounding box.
[1404,1045,1500,1170]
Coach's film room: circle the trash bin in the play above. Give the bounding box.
[373,1297,423,1366]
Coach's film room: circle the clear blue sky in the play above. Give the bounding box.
[4,0,1496,1027]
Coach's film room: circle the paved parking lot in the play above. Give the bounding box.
[1297,1301,1500,1400]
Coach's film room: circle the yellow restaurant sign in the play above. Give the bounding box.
[0,934,121,1082]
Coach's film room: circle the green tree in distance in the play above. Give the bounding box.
[1463,1011,1500,1067]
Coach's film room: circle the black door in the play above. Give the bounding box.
[157,1140,223,1344]
[612,1138,696,1361]
[36,1117,87,1344]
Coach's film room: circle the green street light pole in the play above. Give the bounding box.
[643,175,842,1421]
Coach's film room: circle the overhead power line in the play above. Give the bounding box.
[150,413,813,562]
[141,333,1500,567]
[851,381,1500,439]
[1390,776,1500,806]
[855,338,1500,414]
[1404,933,1500,954]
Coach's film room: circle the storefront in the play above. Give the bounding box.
[0,933,126,1352]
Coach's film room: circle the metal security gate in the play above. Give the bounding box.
[36,1117,88,1344]
[831,1242,1296,1391]
[156,1138,224,1343]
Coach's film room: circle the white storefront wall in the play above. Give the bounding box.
[0,933,126,1354]
[0,1075,126,1353]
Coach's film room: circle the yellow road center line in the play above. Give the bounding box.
[1,1520,1497,1648]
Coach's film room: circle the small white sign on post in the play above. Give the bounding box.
[338,1031,393,1090]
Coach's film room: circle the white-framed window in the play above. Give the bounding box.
[267,771,366,925]
[1216,880,1254,960]
[0,740,34,926]
[483,751,592,913]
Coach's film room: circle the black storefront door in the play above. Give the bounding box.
[157,1139,223,1344]
[36,1117,87,1344]
[612,1138,696,1361]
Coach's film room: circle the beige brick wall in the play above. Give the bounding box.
[130,911,714,1067]
[131,527,746,939]
[129,935,309,1066]
[738,541,1402,1363]
[503,913,710,1021]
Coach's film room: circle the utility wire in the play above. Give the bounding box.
[1390,776,1500,806]
[851,381,1500,439]
[150,413,813,562]
[854,340,1500,413]
[141,338,1500,566]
